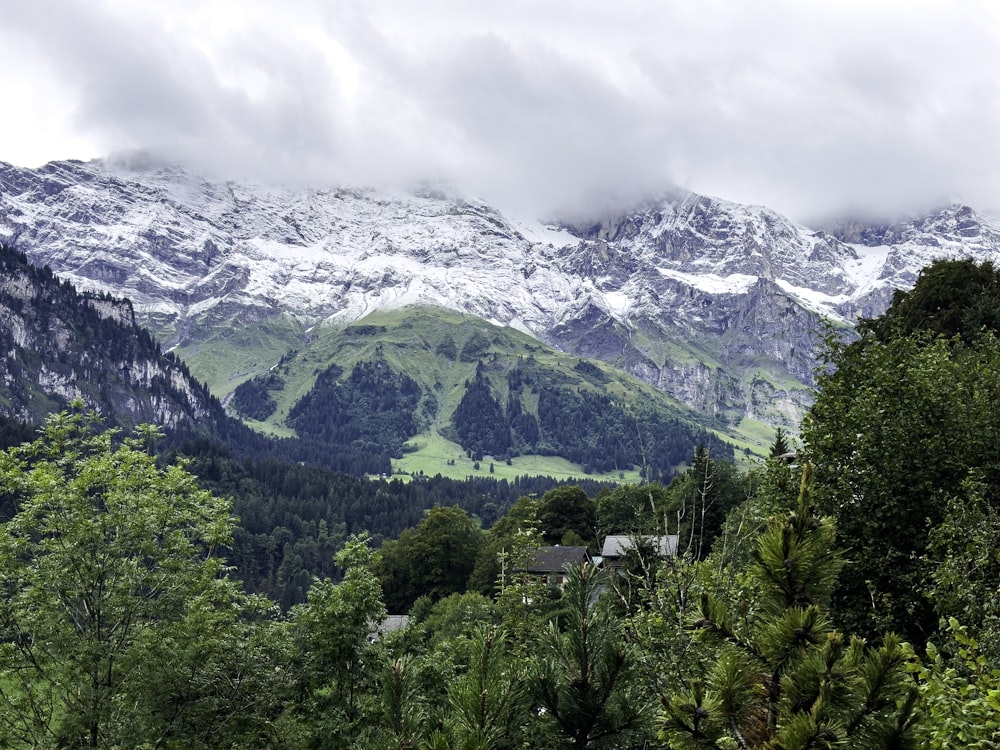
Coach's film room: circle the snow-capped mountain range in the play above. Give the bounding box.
[3,157,1000,429]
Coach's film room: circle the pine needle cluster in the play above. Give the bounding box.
[660,465,918,749]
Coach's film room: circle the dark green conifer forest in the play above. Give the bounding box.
[451,360,732,476]
[2,258,1000,747]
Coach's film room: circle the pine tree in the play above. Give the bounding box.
[768,427,791,459]
[446,626,530,749]
[660,465,918,749]
[536,563,651,748]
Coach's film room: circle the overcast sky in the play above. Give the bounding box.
[2,0,998,222]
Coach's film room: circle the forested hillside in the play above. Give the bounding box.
[0,242,217,427]
[230,307,737,482]
[451,361,732,475]
[170,437,614,608]
[0,241,397,476]
[3,257,1000,748]
[287,361,424,458]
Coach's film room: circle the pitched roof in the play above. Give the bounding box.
[601,535,679,558]
[524,545,590,574]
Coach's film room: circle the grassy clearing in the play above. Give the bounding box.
[177,315,308,398]
[169,305,758,479]
[392,428,643,484]
[727,417,784,457]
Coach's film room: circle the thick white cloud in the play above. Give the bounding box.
[1,0,998,221]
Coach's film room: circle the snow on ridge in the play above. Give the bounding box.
[603,291,632,318]
[657,268,759,295]
[508,216,579,249]
[840,244,891,296]
[774,279,849,321]
[12,157,1000,345]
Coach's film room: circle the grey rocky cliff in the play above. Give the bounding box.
[4,158,1000,428]
[0,244,219,428]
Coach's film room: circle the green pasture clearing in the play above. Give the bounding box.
[392,428,643,484]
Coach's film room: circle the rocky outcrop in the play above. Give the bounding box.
[3,158,1000,428]
[0,243,221,428]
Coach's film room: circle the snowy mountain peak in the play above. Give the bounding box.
[3,157,1000,429]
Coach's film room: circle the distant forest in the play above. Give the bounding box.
[452,362,732,476]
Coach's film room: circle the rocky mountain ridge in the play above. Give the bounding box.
[3,157,1000,429]
[0,242,219,428]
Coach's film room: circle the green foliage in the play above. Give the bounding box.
[670,446,750,560]
[0,409,279,748]
[864,258,1000,343]
[288,534,388,748]
[660,466,917,749]
[288,360,423,457]
[414,591,501,650]
[619,550,708,704]
[0,413,34,453]
[452,367,511,458]
[180,436,609,608]
[924,478,1000,664]
[572,358,610,384]
[377,506,484,613]
[535,563,652,748]
[460,330,492,362]
[802,259,1000,645]
[905,619,1000,749]
[703,458,792,609]
[363,656,431,749]
[536,386,733,477]
[435,334,458,360]
[536,485,597,547]
[468,494,542,595]
[487,519,565,661]
[768,427,791,459]
[803,322,1000,643]
[195,303,746,478]
[446,626,531,749]
[449,352,735,476]
[231,372,283,420]
[118,594,290,749]
[595,482,672,538]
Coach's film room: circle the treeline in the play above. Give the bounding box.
[452,362,733,475]
[287,360,424,458]
[167,436,614,608]
[371,443,749,614]
[231,359,437,475]
[230,372,283,420]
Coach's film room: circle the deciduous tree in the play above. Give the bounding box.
[0,410,278,748]
[377,505,483,612]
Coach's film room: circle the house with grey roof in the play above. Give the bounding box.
[600,535,679,569]
[522,545,591,586]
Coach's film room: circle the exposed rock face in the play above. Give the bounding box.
[3,158,1000,427]
[0,244,220,428]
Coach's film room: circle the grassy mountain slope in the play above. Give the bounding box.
[224,306,746,480]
